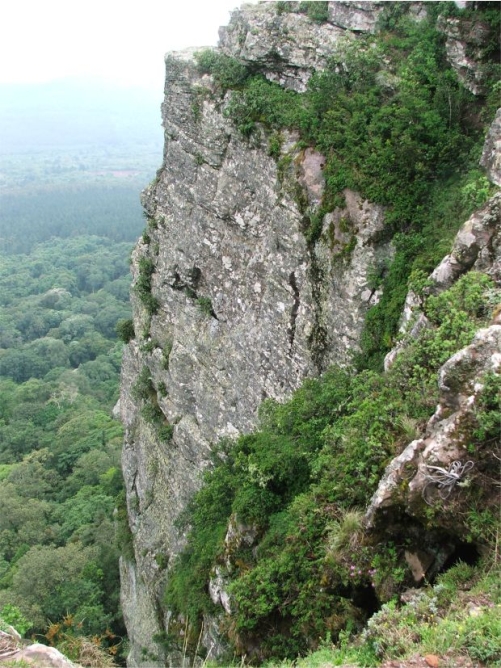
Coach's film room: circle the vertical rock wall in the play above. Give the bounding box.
[119,4,391,664]
[119,1,498,663]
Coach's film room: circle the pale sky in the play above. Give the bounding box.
[0,0,257,90]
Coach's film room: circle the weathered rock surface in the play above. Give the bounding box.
[437,13,492,95]
[328,1,384,32]
[218,1,387,92]
[208,514,259,616]
[430,192,501,290]
[480,108,501,187]
[120,6,394,664]
[368,324,501,550]
[0,629,77,668]
[385,191,501,371]
[219,3,346,91]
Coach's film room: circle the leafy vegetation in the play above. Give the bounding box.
[0,234,133,659]
[165,270,500,661]
[135,256,160,315]
[196,1,499,369]
[261,561,501,668]
[276,2,329,23]
[116,318,135,343]
[197,296,216,318]
[196,50,251,91]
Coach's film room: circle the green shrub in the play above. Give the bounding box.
[473,371,501,443]
[195,50,250,90]
[141,402,164,424]
[276,1,294,15]
[460,171,494,209]
[115,490,135,562]
[267,131,283,158]
[197,296,215,318]
[0,604,32,636]
[277,1,329,23]
[132,366,153,402]
[157,381,168,397]
[135,257,159,315]
[157,424,173,442]
[162,340,173,370]
[300,1,329,23]
[116,319,135,343]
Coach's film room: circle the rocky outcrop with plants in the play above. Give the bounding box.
[119,2,500,665]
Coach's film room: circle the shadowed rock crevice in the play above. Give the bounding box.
[288,271,300,351]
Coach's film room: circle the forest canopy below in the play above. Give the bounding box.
[0,76,156,658]
[0,233,138,658]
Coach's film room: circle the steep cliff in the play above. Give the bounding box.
[120,5,389,664]
[120,2,500,665]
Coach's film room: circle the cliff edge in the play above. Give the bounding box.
[119,2,500,665]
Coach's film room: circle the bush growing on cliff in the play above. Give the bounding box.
[116,318,135,343]
[195,50,250,91]
[277,1,329,23]
[220,2,501,369]
[135,257,159,315]
[196,296,216,318]
[164,270,499,661]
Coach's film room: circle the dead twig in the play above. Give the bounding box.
[422,460,474,505]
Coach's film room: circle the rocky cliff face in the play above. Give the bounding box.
[367,130,501,583]
[120,5,393,664]
[119,2,499,665]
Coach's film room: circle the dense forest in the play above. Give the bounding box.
[0,76,158,661]
[0,234,139,661]
[0,186,146,254]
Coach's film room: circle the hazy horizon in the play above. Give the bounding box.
[0,0,257,91]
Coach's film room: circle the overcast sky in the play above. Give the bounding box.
[0,0,257,90]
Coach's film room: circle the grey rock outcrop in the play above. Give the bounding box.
[481,108,501,187]
[437,13,492,95]
[385,191,501,371]
[120,5,394,664]
[367,324,501,554]
[219,4,346,91]
[328,1,384,32]
[218,1,388,92]
[430,192,501,289]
